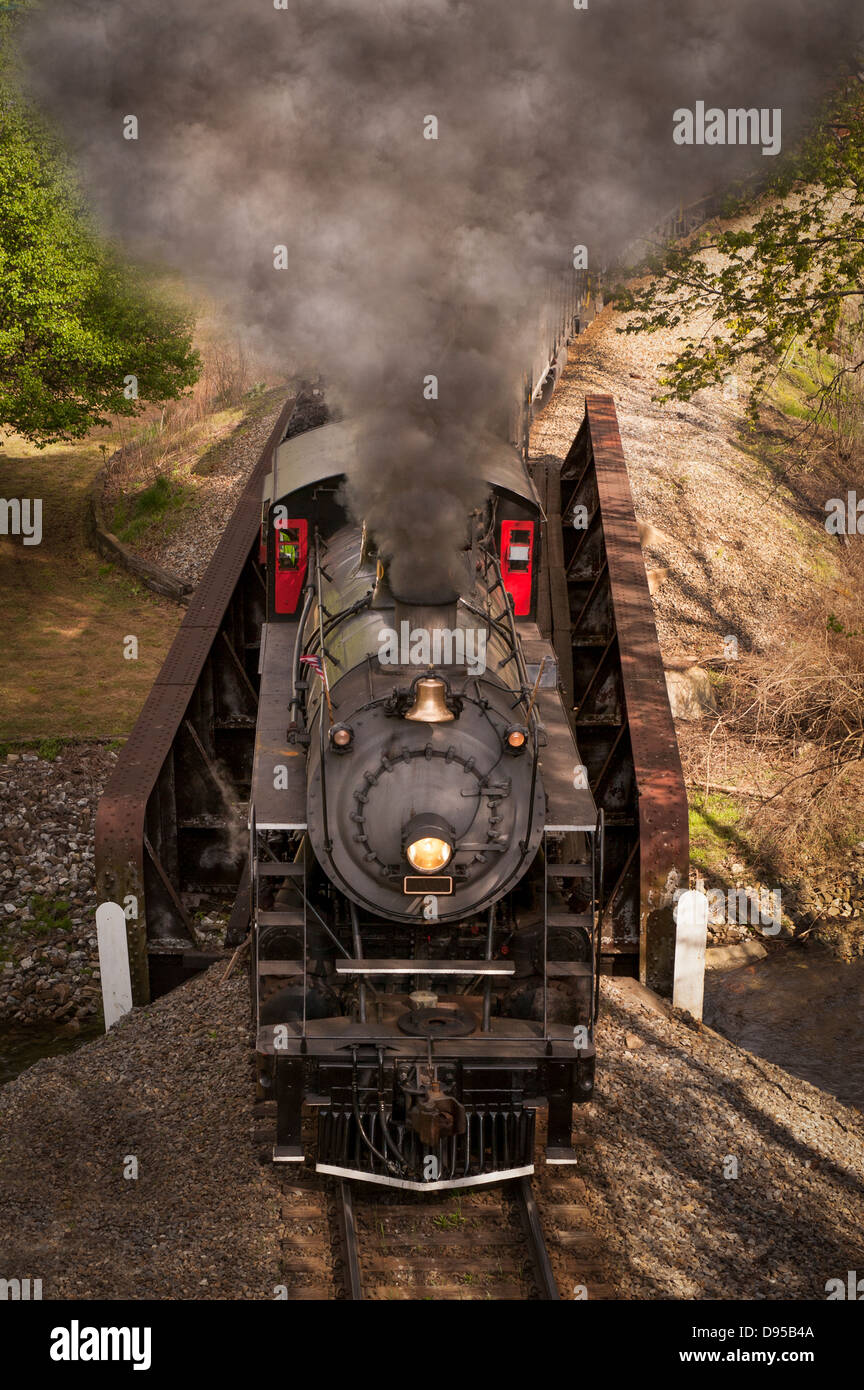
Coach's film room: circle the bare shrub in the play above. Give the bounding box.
[818,318,864,468]
[104,339,256,500]
[721,612,864,862]
[209,340,250,407]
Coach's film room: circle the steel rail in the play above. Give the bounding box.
[333,1175,560,1301]
[335,1180,364,1301]
[514,1177,561,1301]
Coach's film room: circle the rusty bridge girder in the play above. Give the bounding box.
[95,397,296,1003]
[532,394,688,994]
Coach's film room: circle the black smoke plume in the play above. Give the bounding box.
[18,0,859,598]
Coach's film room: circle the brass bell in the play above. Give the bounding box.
[404,677,454,723]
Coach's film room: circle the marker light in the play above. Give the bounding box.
[505,725,528,753]
[330,724,353,749]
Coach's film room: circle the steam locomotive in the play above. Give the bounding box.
[251,417,601,1189]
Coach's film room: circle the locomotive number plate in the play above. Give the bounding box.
[403,876,453,895]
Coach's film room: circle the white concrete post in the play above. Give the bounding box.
[672,889,709,1021]
[96,901,134,1031]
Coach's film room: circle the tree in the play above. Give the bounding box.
[0,95,200,446]
[613,81,864,432]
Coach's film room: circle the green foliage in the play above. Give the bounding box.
[0,71,200,444]
[432,1210,466,1230]
[827,612,862,637]
[615,83,864,423]
[28,894,73,936]
[111,473,193,544]
[36,736,62,761]
[688,793,744,874]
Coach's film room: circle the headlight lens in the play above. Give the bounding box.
[406,836,452,873]
[504,724,528,753]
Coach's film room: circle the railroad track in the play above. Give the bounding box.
[331,1175,559,1301]
[270,1114,611,1300]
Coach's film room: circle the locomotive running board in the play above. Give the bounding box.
[315,1163,534,1192]
[334,958,516,976]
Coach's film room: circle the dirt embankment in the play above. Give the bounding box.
[533,289,864,955]
[0,435,181,745]
[0,380,293,1024]
[103,385,292,590]
[533,291,862,666]
[1,966,861,1300]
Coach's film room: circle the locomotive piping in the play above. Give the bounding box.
[290,585,316,721]
[314,532,333,854]
[350,1049,400,1176]
[349,899,367,1022]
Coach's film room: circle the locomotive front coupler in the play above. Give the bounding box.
[395,1058,468,1148]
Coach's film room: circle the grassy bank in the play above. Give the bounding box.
[0,433,181,741]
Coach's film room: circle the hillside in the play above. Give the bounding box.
[0,434,181,744]
[532,272,864,957]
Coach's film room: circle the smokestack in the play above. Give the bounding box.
[393,597,459,637]
[370,560,395,610]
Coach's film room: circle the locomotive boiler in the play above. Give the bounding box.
[251,418,601,1188]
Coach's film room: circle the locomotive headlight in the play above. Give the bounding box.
[403,814,454,873]
[407,837,452,873]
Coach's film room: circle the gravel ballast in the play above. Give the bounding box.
[0,745,115,1027]
[0,968,283,1300]
[581,978,864,1300]
[1,966,862,1300]
[133,393,290,589]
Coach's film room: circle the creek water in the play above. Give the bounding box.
[703,946,864,1112]
[0,1023,101,1087]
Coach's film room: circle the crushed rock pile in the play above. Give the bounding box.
[2,967,862,1300]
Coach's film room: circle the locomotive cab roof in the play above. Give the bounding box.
[270,417,541,511]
